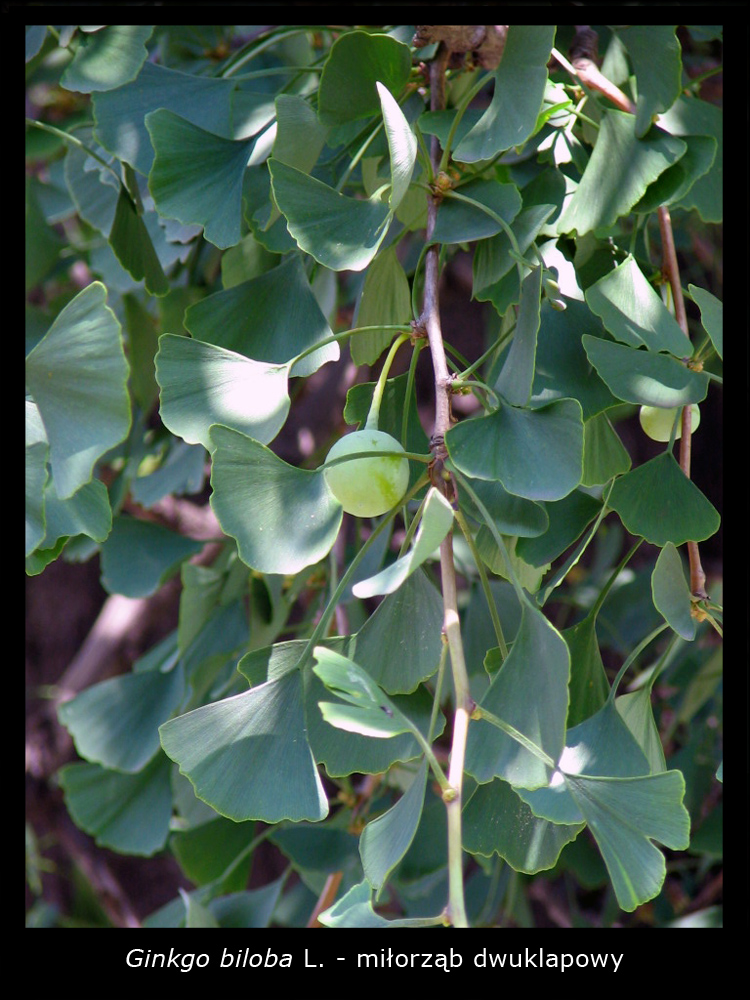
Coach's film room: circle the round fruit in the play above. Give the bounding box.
[324,430,409,517]
[639,403,700,442]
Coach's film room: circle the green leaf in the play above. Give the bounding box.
[376,82,418,213]
[558,112,686,236]
[271,823,360,882]
[100,515,203,597]
[446,398,583,501]
[617,26,682,137]
[25,176,62,291]
[308,661,443,777]
[689,285,723,360]
[581,412,632,486]
[313,647,409,739]
[209,425,343,574]
[159,669,329,823]
[495,264,542,407]
[651,542,697,640]
[463,779,583,872]
[360,759,429,893]
[61,25,153,93]
[184,256,338,377]
[181,889,221,929]
[26,25,47,62]
[519,700,651,826]
[109,186,169,296]
[156,334,291,449]
[318,880,425,928]
[454,26,557,162]
[348,570,445,694]
[273,94,329,173]
[608,451,720,546]
[530,300,619,419]
[585,255,690,356]
[582,336,709,407]
[171,818,257,892]
[94,61,237,174]
[352,488,453,599]
[465,602,570,788]
[458,476,548,539]
[658,96,722,222]
[473,531,549,594]
[561,611,610,728]
[432,179,521,244]
[317,30,412,126]
[343,373,430,482]
[25,439,48,556]
[516,488,602,568]
[123,293,160,411]
[352,247,411,366]
[25,282,131,499]
[58,754,173,856]
[58,667,185,773]
[269,159,390,272]
[33,477,112,554]
[472,204,555,299]
[519,700,689,910]
[146,109,254,249]
[633,135,717,213]
[565,770,690,912]
[615,688,668,774]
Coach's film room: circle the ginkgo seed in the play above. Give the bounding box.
[324,430,409,517]
[639,403,701,442]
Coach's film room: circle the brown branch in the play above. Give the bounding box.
[416,43,471,929]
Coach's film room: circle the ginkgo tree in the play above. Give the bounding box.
[26,24,722,928]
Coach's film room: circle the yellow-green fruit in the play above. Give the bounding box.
[639,403,701,442]
[324,430,409,517]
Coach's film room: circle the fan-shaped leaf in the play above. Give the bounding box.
[25,282,131,500]
[156,334,291,449]
[209,426,342,574]
[159,669,329,823]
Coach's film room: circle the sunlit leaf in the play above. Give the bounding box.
[61,25,153,93]
[352,489,453,599]
[582,336,708,407]
[156,334,291,449]
[558,111,685,235]
[616,26,682,137]
[454,26,556,162]
[269,159,390,272]
[585,255,689,356]
[94,61,237,174]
